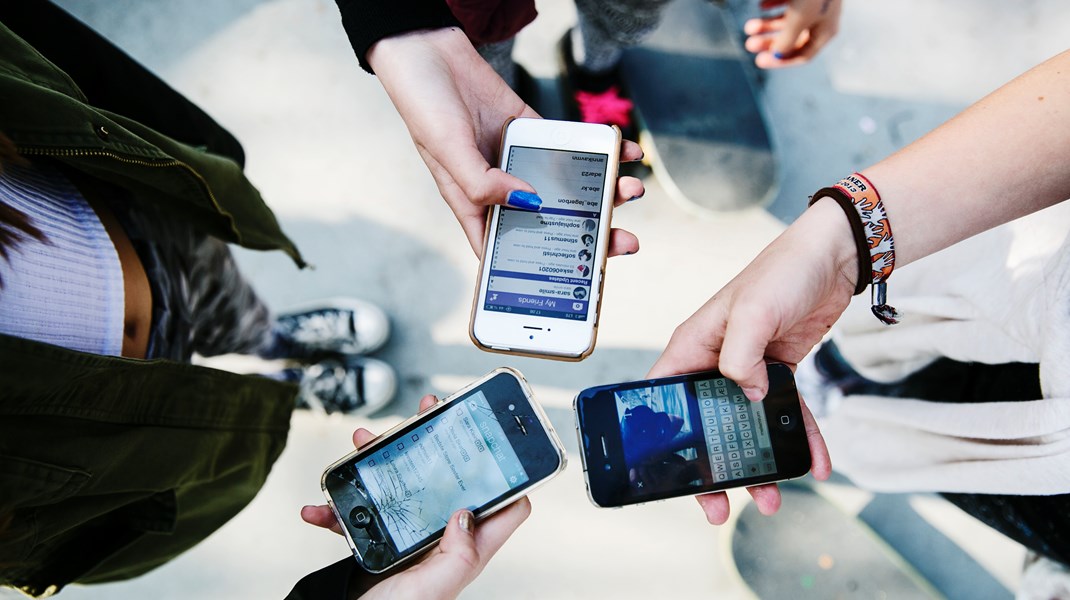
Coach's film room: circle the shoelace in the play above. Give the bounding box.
[574,86,634,128]
[284,310,355,347]
[304,361,365,412]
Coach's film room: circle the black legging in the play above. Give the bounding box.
[120,202,273,363]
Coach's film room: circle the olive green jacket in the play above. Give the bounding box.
[0,5,303,596]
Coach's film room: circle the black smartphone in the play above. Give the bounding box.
[574,363,810,508]
[321,368,567,573]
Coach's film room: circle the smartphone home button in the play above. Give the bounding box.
[350,506,374,529]
[776,412,797,431]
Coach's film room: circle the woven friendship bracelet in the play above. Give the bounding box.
[809,172,899,325]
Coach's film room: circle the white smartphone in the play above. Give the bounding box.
[321,367,567,573]
[470,117,621,361]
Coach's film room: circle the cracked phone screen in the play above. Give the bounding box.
[354,390,531,552]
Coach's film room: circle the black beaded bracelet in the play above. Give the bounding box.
[808,186,870,296]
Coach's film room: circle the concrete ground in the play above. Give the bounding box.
[10,0,1069,598]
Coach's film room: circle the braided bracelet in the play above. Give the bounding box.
[808,172,899,325]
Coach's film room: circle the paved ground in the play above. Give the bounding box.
[11,0,1069,598]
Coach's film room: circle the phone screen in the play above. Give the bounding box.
[578,365,810,506]
[614,376,777,496]
[324,370,565,572]
[344,390,530,553]
[483,145,609,321]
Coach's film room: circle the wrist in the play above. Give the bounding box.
[796,197,863,291]
[367,27,470,73]
[808,173,900,325]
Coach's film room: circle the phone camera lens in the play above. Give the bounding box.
[350,506,373,529]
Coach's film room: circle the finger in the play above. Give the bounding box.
[418,499,531,596]
[352,427,377,449]
[620,139,644,163]
[694,491,732,525]
[422,152,491,255]
[420,120,540,212]
[777,23,836,66]
[300,504,343,535]
[717,301,778,401]
[607,228,639,257]
[744,33,776,55]
[743,16,786,37]
[799,396,832,480]
[414,510,483,596]
[436,126,543,210]
[754,46,816,69]
[646,297,726,379]
[444,146,538,210]
[615,176,644,206]
[647,330,713,379]
[472,497,531,558]
[418,394,440,413]
[746,483,783,516]
[768,9,808,58]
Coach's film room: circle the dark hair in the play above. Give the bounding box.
[0,132,46,286]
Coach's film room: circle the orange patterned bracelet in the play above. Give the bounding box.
[810,173,899,325]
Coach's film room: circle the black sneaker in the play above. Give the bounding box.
[286,356,397,416]
[557,30,637,141]
[263,298,390,360]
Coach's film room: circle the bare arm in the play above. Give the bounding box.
[647,49,1070,525]
[865,49,1070,266]
[656,48,1070,400]
[368,27,644,256]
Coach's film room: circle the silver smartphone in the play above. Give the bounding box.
[321,367,567,573]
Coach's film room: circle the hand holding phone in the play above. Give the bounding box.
[319,368,566,574]
[575,363,827,519]
[301,393,532,599]
[470,118,623,361]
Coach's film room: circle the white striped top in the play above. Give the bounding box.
[0,161,125,356]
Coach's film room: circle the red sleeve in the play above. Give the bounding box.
[445,0,537,45]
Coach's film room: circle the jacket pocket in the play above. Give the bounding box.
[0,455,91,563]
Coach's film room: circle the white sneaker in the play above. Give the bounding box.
[268,297,390,359]
[1018,552,1070,600]
[794,350,843,419]
[289,356,397,416]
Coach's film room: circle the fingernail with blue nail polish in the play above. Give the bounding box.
[627,194,643,202]
[774,52,786,60]
[507,190,542,211]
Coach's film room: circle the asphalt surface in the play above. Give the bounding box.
[11,1,1068,598]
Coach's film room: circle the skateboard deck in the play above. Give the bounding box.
[731,482,939,598]
[620,0,776,212]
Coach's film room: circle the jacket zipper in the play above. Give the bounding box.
[17,145,242,240]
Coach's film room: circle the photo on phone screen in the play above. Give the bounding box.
[470,118,620,360]
[575,364,811,508]
[322,369,566,572]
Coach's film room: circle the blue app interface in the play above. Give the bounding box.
[354,391,529,553]
[485,146,609,320]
